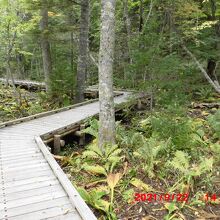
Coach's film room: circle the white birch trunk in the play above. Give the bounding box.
[98,0,116,150]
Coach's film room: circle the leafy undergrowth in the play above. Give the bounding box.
[0,83,69,123]
[58,89,220,220]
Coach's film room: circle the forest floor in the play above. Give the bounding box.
[57,89,220,220]
[0,83,71,123]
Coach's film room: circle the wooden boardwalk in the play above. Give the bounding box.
[0,78,45,91]
[0,91,142,220]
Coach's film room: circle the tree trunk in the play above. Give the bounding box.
[40,0,52,93]
[207,59,217,81]
[76,0,90,103]
[98,0,116,150]
[139,0,144,32]
[123,0,132,64]
[70,32,74,73]
[16,53,25,79]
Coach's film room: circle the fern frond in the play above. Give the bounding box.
[168,151,189,173]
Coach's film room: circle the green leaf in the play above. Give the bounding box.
[130,178,154,192]
[83,164,107,176]
[78,187,91,202]
[82,150,99,158]
[87,144,103,157]
[164,202,178,214]
[105,144,119,158]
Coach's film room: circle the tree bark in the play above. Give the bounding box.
[98,0,116,150]
[40,0,52,93]
[70,32,74,73]
[76,0,90,103]
[123,0,133,67]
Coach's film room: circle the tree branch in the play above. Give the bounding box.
[182,44,220,93]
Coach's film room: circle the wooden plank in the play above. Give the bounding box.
[0,147,38,154]
[2,162,48,173]
[0,130,41,135]
[0,197,71,218]
[0,137,33,141]
[1,176,56,190]
[1,149,40,157]
[0,150,41,158]
[0,153,43,163]
[1,143,35,148]
[3,164,51,176]
[1,146,35,152]
[0,191,67,210]
[0,181,59,197]
[2,159,46,169]
[0,146,34,151]
[0,140,34,144]
[46,211,82,220]
[35,137,97,220]
[3,169,53,183]
[6,203,76,220]
[1,184,63,202]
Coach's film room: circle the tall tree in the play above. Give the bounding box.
[139,0,144,32]
[76,0,90,102]
[123,0,132,64]
[98,0,116,150]
[40,0,52,92]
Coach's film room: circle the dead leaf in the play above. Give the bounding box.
[122,162,128,176]
[107,173,121,190]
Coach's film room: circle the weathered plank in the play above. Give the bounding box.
[0,191,67,210]
[1,176,57,190]
[0,197,71,218]
[3,169,53,183]
[5,204,77,220]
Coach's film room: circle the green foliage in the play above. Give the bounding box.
[133,137,170,177]
[78,187,111,215]
[139,112,205,152]
[82,143,123,174]
[167,150,213,191]
[207,110,220,139]
[195,87,214,100]
[83,118,99,138]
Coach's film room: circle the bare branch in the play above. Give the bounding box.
[182,45,220,93]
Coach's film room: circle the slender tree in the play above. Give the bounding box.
[98,0,116,150]
[40,0,52,92]
[139,0,144,32]
[76,0,90,102]
[123,0,132,65]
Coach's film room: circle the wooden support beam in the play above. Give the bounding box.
[74,131,82,137]
[137,99,143,110]
[54,135,61,155]
[79,124,85,146]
